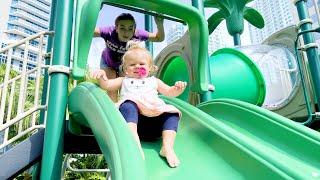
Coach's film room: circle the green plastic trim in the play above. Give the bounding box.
[73,0,101,79]
[68,82,146,180]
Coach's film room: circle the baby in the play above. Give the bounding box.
[98,42,186,168]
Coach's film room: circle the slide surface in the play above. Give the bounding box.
[69,83,320,180]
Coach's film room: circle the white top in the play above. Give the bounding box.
[118,76,180,117]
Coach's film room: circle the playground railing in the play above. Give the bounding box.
[0,31,53,152]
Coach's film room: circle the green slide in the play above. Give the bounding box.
[69,83,320,179]
[68,82,147,180]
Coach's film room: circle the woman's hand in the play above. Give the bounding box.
[154,16,164,27]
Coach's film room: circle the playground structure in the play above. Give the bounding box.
[1,0,320,179]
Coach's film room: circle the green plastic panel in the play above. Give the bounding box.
[160,56,190,102]
[68,82,146,180]
[209,48,266,105]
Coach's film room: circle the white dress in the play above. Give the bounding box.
[117,76,180,117]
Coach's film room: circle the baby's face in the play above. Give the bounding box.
[116,20,135,42]
[124,53,150,79]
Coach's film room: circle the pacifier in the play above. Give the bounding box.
[137,67,147,78]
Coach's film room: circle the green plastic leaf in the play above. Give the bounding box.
[204,0,231,17]
[207,10,225,34]
[243,6,265,29]
[203,0,221,8]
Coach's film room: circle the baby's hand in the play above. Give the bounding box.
[174,81,187,91]
[90,69,107,81]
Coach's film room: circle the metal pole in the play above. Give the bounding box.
[233,33,241,46]
[144,15,153,53]
[33,0,57,179]
[40,0,73,179]
[191,0,204,15]
[40,0,57,124]
[295,0,320,111]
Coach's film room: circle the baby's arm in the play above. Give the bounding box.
[99,76,124,91]
[157,79,187,97]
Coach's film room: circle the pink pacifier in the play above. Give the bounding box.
[137,67,147,78]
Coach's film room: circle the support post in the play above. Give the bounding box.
[192,0,211,102]
[144,15,153,53]
[233,33,241,46]
[295,0,320,110]
[40,0,73,178]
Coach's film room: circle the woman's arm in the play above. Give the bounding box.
[93,27,101,37]
[99,76,124,91]
[148,17,165,42]
[157,79,186,97]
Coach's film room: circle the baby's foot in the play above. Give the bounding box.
[159,147,180,168]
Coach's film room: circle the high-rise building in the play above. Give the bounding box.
[204,9,235,55]
[166,23,185,45]
[208,22,234,55]
[307,0,320,43]
[248,0,297,44]
[0,0,51,72]
[308,0,320,25]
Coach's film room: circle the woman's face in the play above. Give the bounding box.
[116,20,135,42]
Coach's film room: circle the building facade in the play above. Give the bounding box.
[248,0,297,44]
[166,23,185,45]
[307,0,320,43]
[207,22,234,55]
[0,0,51,72]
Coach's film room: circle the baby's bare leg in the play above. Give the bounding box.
[104,68,118,102]
[160,130,180,167]
[127,122,145,159]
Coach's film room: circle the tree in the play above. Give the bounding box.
[204,0,265,45]
[64,154,108,179]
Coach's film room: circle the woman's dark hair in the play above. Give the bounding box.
[115,13,136,27]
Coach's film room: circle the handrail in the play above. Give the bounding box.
[62,154,111,179]
[0,30,53,151]
[294,27,320,125]
[0,31,54,53]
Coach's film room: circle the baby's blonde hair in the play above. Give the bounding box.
[121,40,158,74]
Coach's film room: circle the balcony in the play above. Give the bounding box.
[10,19,45,33]
[15,1,49,20]
[36,0,51,6]
[21,0,51,13]
[13,10,49,28]
[4,29,28,38]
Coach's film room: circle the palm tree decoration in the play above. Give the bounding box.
[204,0,265,45]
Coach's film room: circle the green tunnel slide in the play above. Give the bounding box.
[68,82,320,180]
